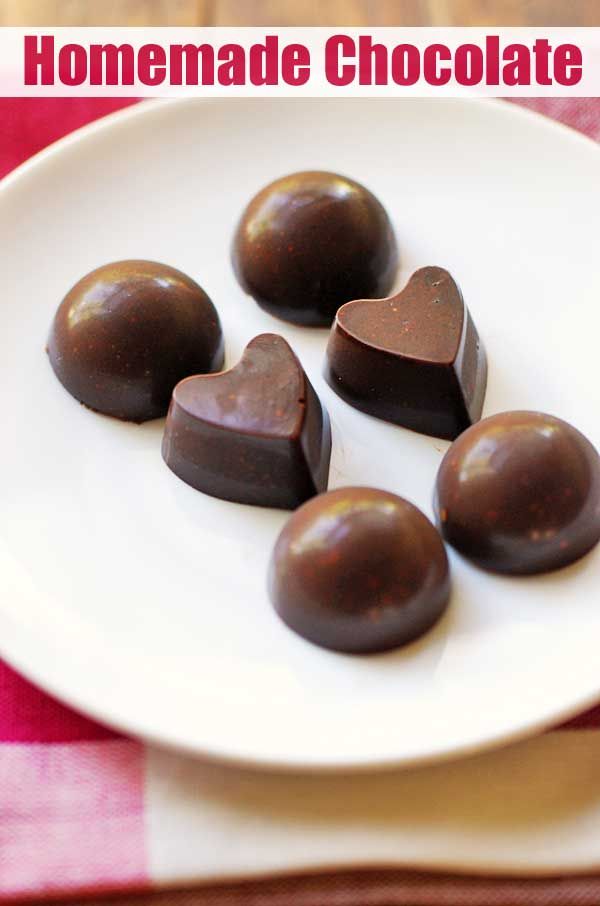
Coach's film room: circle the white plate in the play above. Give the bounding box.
[1,98,599,771]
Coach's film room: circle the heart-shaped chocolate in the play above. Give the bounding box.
[325,266,487,440]
[162,333,331,509]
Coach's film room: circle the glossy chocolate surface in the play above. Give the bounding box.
[269,487,450,654]
[434,411,600,575]
[47,260,224,422]
[232,171,398,327]
[325,266,487,440]
[162,333,331,509]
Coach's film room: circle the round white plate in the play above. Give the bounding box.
[1,98,599,771]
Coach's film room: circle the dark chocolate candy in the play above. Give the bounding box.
[325,266,487,440]
[434,411,600,575]
[232,171,398,327]
[162,333,331,509]
[269,487,450,654]
[47,260,224,423]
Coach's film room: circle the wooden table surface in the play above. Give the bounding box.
[1,0,598,27]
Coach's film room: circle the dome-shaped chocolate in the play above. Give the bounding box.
[47,260,224,422]
[269,487,450,654]
[232,171,398,327]
[434,411,600,574]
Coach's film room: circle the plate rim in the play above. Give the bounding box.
[3,96,600,200]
